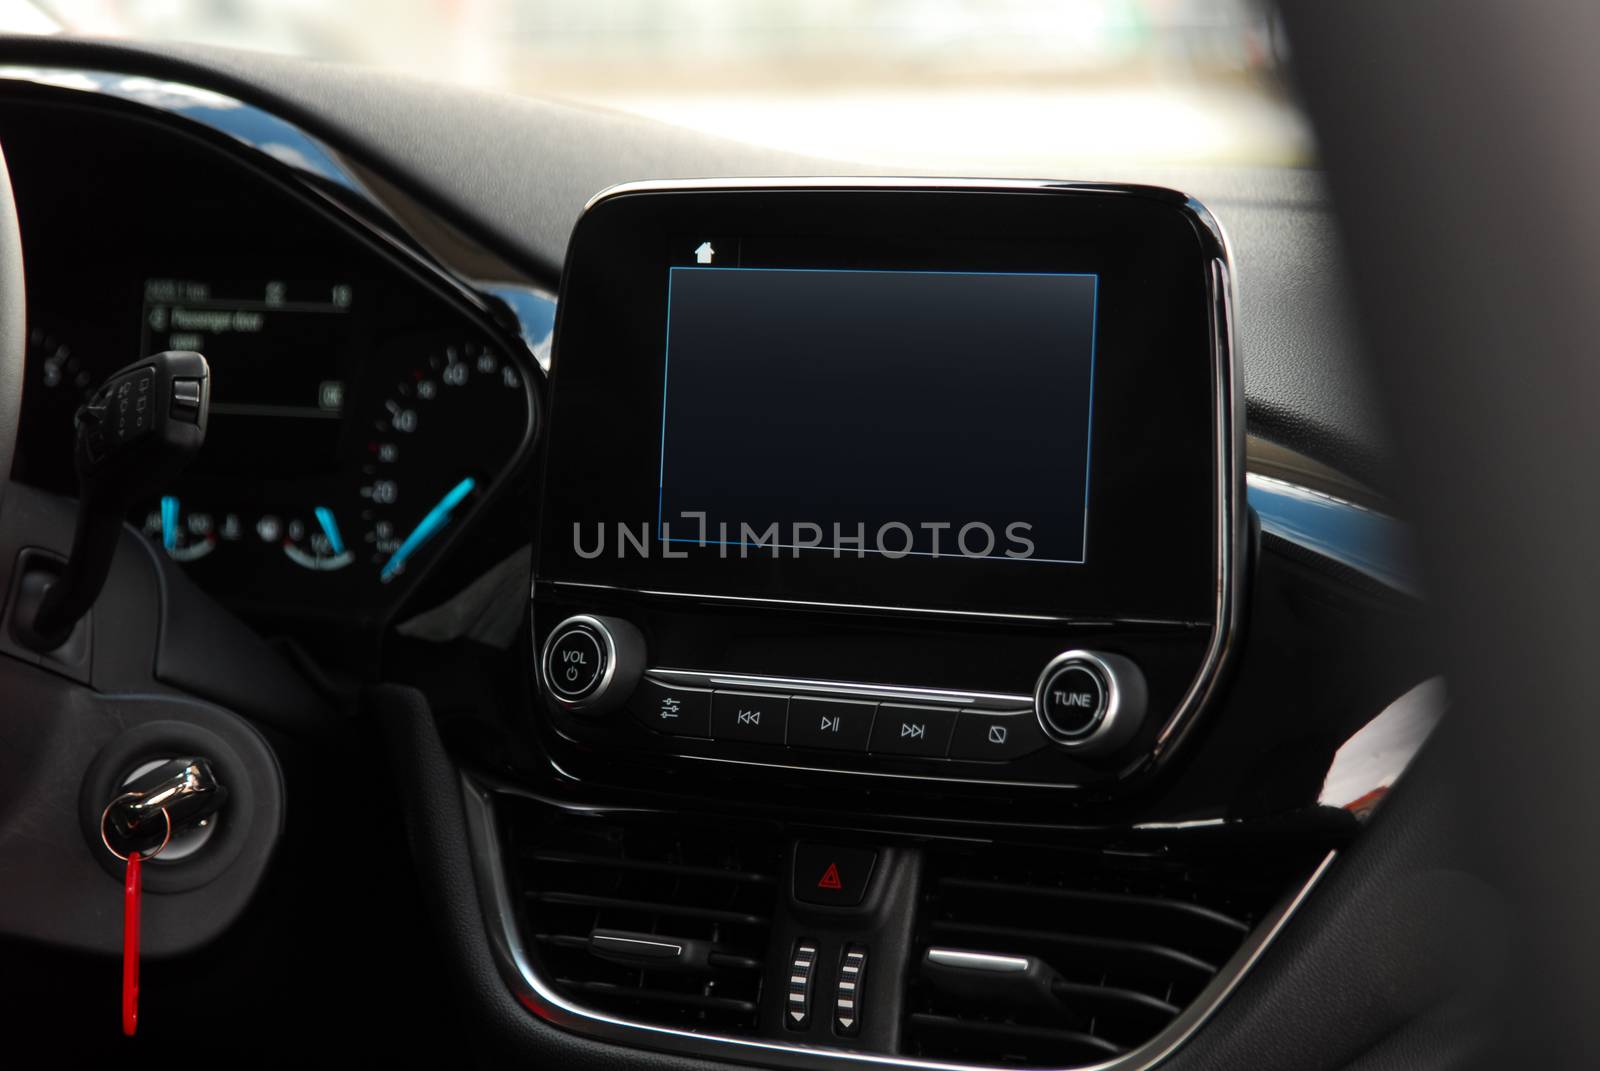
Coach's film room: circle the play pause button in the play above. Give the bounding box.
[787,697,875,751]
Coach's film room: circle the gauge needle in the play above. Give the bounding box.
[380,477,476,582]
[160,495,179,552]
[313,506,346,556]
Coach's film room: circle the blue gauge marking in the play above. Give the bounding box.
[314,506,346,555]
[380,476,476,582]
[160,495,180,551]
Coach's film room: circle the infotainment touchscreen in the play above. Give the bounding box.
[539,184,1233,623]
[657,266,1098,563]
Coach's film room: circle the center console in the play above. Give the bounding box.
[532,180,1242,791]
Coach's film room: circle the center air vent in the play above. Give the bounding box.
[500,798,783,1034]
[904,846,1317,1067]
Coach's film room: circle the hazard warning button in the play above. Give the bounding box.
[793,842,878,907]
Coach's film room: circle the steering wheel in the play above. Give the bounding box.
[0,143,24,481]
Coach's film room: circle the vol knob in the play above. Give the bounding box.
[540,614,644,715]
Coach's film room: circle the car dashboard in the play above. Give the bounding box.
[0,56,1436,1071]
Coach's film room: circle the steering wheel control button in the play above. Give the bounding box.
[1039,663,1107,740]
[546,627,606,700]
[949,709,1048,760]
[710,690,789,744]
[793,842,877,907]
[869,703,957,757]
[787,696,875,752]
[169,377,203,423]
[629,679,711,737]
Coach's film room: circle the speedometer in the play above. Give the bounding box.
[359,338,528,583]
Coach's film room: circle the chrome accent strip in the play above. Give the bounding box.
[649,668,1030,710]
[1246,473,1419,596]
[1130,817,1229,831]
[463,772,1336,1071]
[926,949,1032,973]
[592,935,683,956]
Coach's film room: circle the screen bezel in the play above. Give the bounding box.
[538,180,1240,629]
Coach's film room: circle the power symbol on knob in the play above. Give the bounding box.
[538,614,646,717]
[545,627,605,700]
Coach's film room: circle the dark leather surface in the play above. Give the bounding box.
[0,35,1392,490]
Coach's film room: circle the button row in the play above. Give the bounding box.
[628,678,1045,761]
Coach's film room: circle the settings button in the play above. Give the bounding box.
[629,679,712,737]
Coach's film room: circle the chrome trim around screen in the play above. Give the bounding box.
[462,773,1337,1071]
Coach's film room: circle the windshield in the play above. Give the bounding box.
[35,0,1309,170]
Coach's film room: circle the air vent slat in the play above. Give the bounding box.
[529,890,770,927]
[905,845,1317,1067]
[938,875,1251,934]
[908,1012,1126,1061]
[529,849,777,885]
[502,800,780,1035]
[532,933,589,950]
[928,918,1220,979]
[1050,980,1180,1019]
[555,979,758,1016]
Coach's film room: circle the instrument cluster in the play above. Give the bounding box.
[4,99,537,619]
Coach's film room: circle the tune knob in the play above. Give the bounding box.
[1033,650,1147,754]
[540,614,644,714]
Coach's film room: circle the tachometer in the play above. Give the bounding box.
[359,339,526,583]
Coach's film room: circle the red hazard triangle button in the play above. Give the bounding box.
[794,842,877,906]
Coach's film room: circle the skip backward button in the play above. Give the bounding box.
[710,690,788,744]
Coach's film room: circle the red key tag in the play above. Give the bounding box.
[101,792,170,1038]
[122,850,142,1036]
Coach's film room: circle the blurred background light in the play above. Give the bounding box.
[34,0,1311,169]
